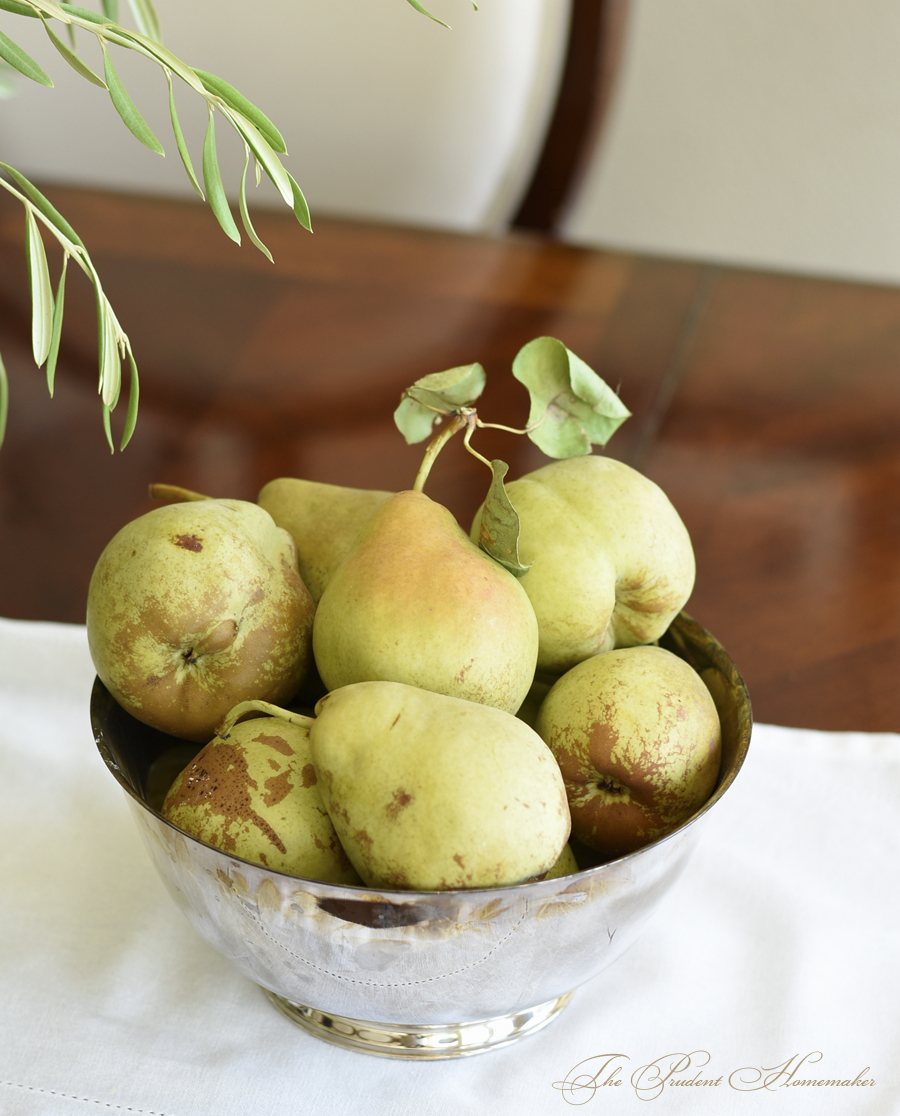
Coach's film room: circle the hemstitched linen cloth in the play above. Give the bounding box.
[1,615,898,1116]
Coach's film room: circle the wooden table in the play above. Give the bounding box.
[1,185,898,732]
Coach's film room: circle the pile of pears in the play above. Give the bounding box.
[87,340,722,892]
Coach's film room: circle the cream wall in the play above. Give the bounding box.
[0,0,569,232]
[563,0,900,285]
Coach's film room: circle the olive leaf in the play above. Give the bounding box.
[0,1,40,18]
[238,144,273,263]
[166,69,202,197]
[0,161,85,246]
[287,171,312,232]
[0,27,53,85]
[42,16,107,87]
[473,460,531,576]
[46,253,68,395]
[25,207,53,366]
[119,344,139,449]
[194,68,286,154]
[513,336,631,458]
[102,44,164,153]
[394,362,486,445]
[202,110,240,244]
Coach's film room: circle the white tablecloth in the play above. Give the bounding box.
[1,615,898,1116]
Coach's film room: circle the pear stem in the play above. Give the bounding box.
[150,482,212,503]
[462,422,492,469]
[412,411,468,492]
[215,700,315,740]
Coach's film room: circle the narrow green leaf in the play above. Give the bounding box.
[102,44,164,153]
[25,207,53,366]
[97,298,120,406]
[101,402,114,452]
[101,0,118,20]
[202,110,240,244]
[238,144,272,263]
[0,0,40,19]
[194,68,286,154]
[224,107,292,206]
[126,0,161,43]
[119,344,138,449]
[287,171,312,232]
[404,0,450,28]
[474,460,531,576]
[45,253,68,396]
[0,349,8,450]
[0,161,85,247]
[60,4,110,25]
[41,16,107,88]
[0,28,53,85]
[166,70,202,197]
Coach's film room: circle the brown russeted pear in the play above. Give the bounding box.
[258,477,392,602]
[309,681,571,890]
[535,645,721,861]
[312,490,539,714]
[471,455,695,676]
[162,718,361,883]
[87,498,316,742]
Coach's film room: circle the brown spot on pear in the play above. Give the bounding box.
[162,718,361,884]
[536,645,721,861]
[309,680,570,890]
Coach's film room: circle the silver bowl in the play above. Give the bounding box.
[92,612,751,1059]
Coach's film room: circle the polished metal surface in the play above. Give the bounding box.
[92,612,751,1058]
[264,991,574,1058]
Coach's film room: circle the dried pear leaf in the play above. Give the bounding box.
[513,336,630,459]
[394,362,485,445]
[474,459,531,577]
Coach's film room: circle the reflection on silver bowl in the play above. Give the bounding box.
[92,612,751,1059]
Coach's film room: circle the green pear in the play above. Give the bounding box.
[312,490,539,714]
[309,681,571,890]
[471,455,695,675]
[535,645,721,861]
[544,842,581,880]
[162,718,361,884]
[258,477,392,602]
[87,499,316,742]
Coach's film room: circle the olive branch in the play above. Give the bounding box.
[0,0,465,450]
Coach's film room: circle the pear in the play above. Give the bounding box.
[309,681,571,890]
[535,645,721,861]
[312,490,539,714]
[471,455,695,675]
[87,499,316,742]
[258,477,392,602]
[544,842,581,880]
[162,718,361,884]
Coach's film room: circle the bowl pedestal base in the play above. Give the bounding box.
[264,990,574,1059]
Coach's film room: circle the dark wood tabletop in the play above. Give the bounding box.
[1,185,898,733]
